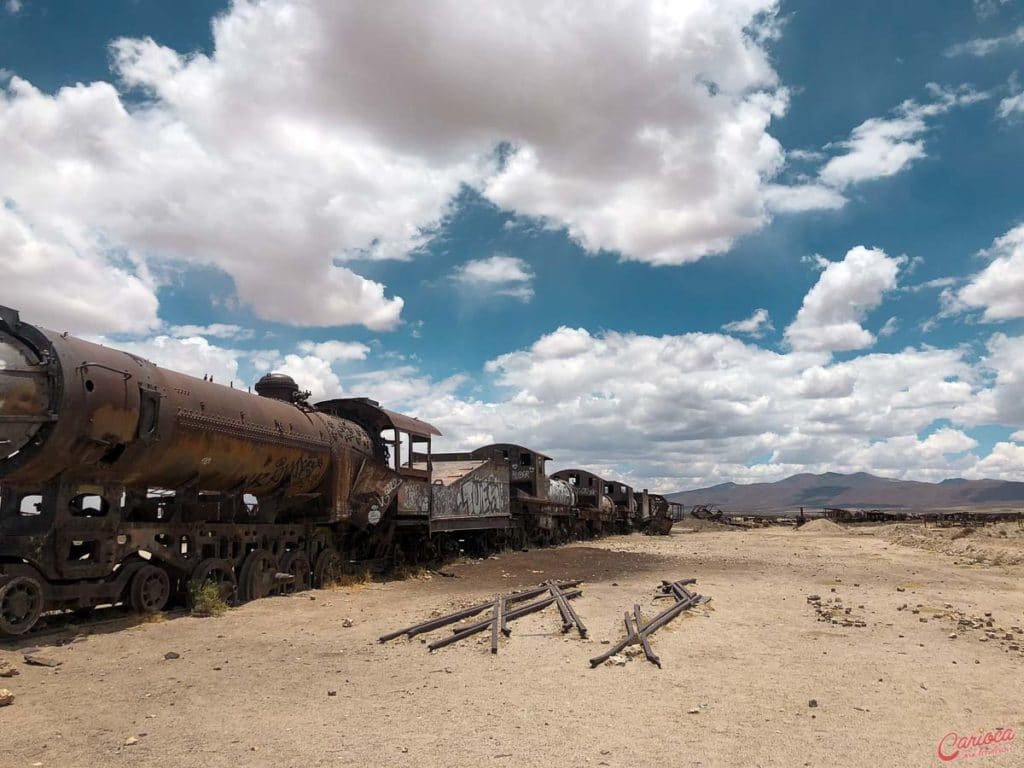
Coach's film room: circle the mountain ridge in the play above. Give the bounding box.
[666,472,1024,513]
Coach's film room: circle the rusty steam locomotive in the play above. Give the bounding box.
[0,305,680,636]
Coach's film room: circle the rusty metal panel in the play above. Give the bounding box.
[430,462,510,521]
[397,479,430,515]
[548,478,575,507]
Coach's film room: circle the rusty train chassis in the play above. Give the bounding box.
[0,489,619,637]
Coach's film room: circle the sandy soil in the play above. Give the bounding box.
[1,521,1022,768]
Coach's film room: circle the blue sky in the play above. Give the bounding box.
[2,0,1023,491]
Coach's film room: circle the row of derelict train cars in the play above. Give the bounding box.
[0,305,684,636]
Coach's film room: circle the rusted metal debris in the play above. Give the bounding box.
[379,580,586,654]
[590,579,710,669]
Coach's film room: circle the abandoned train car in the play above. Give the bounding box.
[0,305,677,636]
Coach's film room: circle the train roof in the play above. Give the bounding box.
[551,467,606,482]
[473,443,553,461]
[315,397,442,438]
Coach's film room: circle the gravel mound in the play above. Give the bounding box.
[796,519,845,534]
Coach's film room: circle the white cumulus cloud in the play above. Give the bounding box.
[950,224,1024,321]
[0,0,855,337]
[451,255,535,302]
[946,24,1024,57]
[722,308,774,338]
[784,246,903,353]
[818,86,986,189]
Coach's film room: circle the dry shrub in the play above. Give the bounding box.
[189,581,228,617]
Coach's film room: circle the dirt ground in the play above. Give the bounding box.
[2,520,1023,768]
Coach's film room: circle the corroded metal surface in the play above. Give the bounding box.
[0,302,676,636]
[430,462,510,520]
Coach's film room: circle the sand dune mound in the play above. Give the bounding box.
[796,518,845,534]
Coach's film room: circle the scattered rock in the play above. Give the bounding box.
[124,737,139,747]
[0,689,14,706]
[342,619,353,628]
[327,690,337,697]
[163,652,180,660]
[605,655,627,667]
[600,639,610,645]
[24,654,61,668]
[808,699,818,708]
[687,708,700,714]
[948,633,957,640]
[0,663,18,678]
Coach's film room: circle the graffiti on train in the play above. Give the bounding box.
[432,468,510,519]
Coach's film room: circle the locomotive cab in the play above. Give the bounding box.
[315,397,440,481]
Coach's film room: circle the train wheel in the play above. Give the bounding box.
[189,558,238,605]
[128,565,171,614]
[238,549,278,602]
[279,551,311,594]
[313,548,342,588]
[0,576,44,636]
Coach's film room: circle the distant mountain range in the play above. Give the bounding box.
[666,472,1024,513]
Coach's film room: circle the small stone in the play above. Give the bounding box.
[948,633,957,640]
[0,689,14,706]
[830,588,836,593]
[124,737,139,747]
[327,690,337,697]
[0,664,18,678]
[605,655,627,667]
[919,618,928,623]
[163,652,180,660]
[808,699,818,708]
[687,708,700,714]
[807,595,821,602]
[896,587,905,592]
[342,619,353,628]
[23,654,61,668]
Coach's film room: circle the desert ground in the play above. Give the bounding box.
[1,519,1022,768]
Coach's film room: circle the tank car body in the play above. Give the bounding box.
[550,468,615,532]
